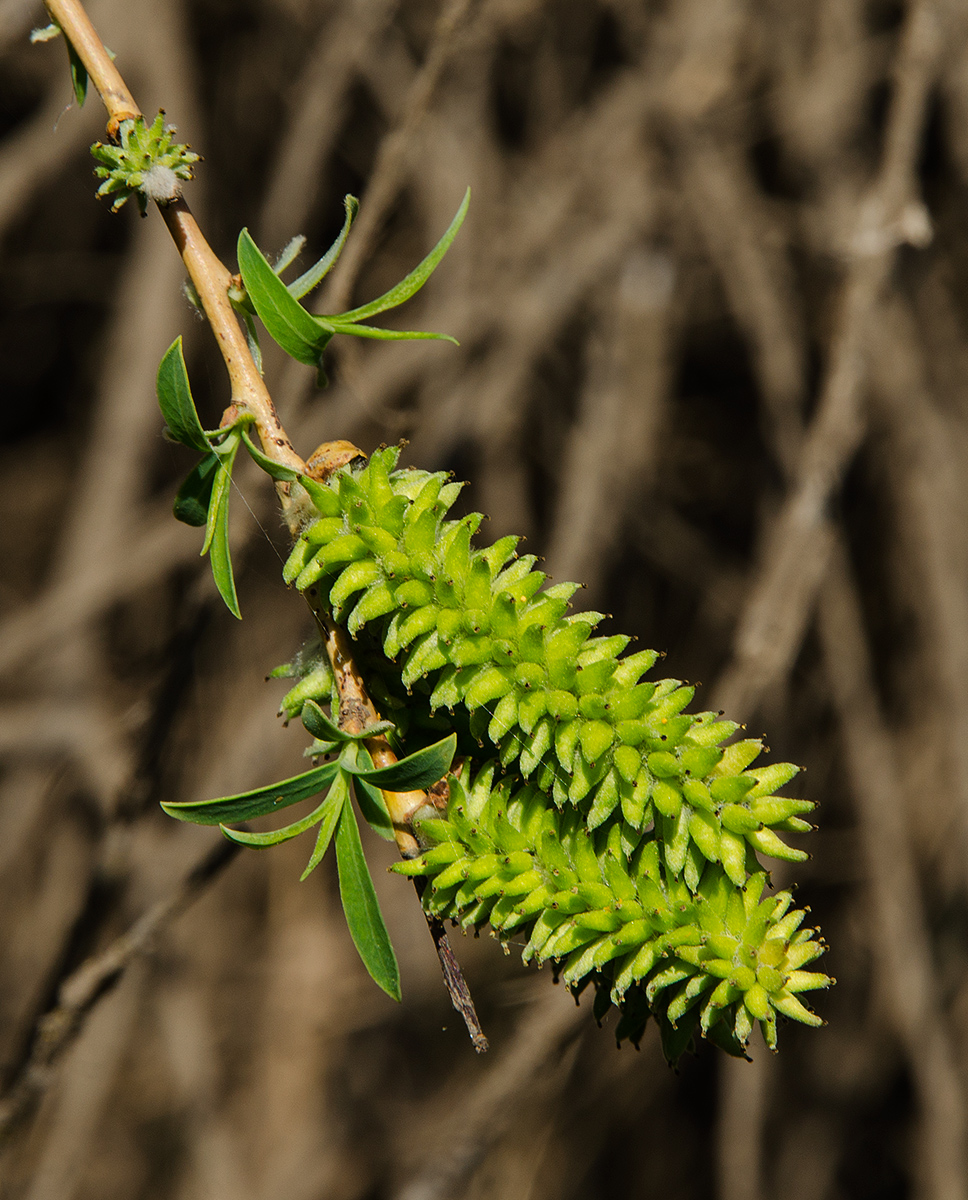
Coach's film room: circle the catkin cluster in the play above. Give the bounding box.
[283,446,830,1057]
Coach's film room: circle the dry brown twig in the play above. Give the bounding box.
[712,0,947,721]
[0,838,240,1144]
[819,540,967,1200]
[322,0,477,316]
[678,3,955,1198]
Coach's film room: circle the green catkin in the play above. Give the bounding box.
[284,447,831,1058]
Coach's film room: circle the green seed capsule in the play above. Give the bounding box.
[710,775,757,805]
[449,633,493,667]
[356,524,399,558]
[652,780,682,819]
[611,648,659,688]
[347,581,396,634]
[283,538,315,585]
[395,578,434,608]
[514,662,546,689]
[610,744,641,785]
[608,682,657,722]
[463,665,513,710]
[517,690,547,734]
[303,516,345,546]
[575,659,616,697]
[578,693,608,721]
[749,796,814,825]
[747,828,809,863]
[295,534,368,590]
[688,809,720,862]
[402,632,447,687]
[394,604,440,652]
[579,720,613,765]
[331,560,382,613]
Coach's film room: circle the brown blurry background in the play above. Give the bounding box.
[2,0,968,1196]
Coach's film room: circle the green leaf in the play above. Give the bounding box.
[157,337,210,453]
[240,309,263,374]
[301,699,395,744]
[300,771,348,879]
[274,234,307,276]
[344,733,456,791]
[203,434,241,618]
[161,761,339,825]
[220,786,340,847]
[304,738,340,758]
[335,800,401,1000]
[173,453,219,526]
[333,188,469,324]
[237,228,332,367]
[326,321,458,345]
[352,775,394,841]
[350,747,394,840]
[66,39,88,107]
[240,428,299,482]
[288,195,359,299]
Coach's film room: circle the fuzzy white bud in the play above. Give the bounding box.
[142,164,182,205]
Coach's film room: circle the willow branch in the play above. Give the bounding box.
[43,0,486,1050]
[43,0,306,533]
[42,0,138,135]
[159,201,305,486]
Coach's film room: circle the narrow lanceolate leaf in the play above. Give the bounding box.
[66,38,88,106]
[300,699,394,744]
[352,775,394,841]
[203,434,241,618]
[333,188,469,324]
[301,771,348,879]
[240,309,263,375]
[220,788,339,847]
[326,321,458,345]
[274,234,307,276]
[336,800,401,1000]
[161,761,339,825]
[240,428,299,482]
[343,733,457,791]
[288,194,359,299]
[173,453,219,526]
[157,337,210,452]
[237,228,332,367]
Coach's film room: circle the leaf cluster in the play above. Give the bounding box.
[156,193,470,615]
[163,698,457,999]
[235,189,468,384]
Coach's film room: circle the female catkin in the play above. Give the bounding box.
[283,444,831,1059]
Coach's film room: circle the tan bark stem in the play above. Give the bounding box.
[315,609,425,859]
[43,0,140,136]
[159,201,306,498]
